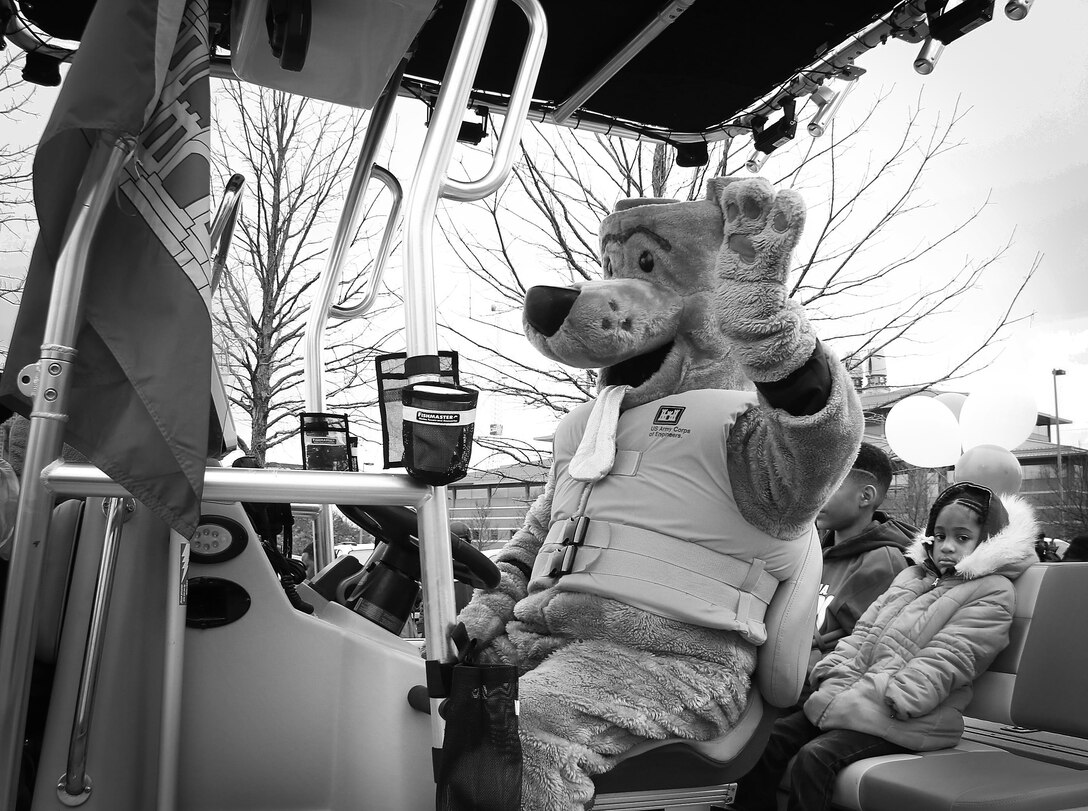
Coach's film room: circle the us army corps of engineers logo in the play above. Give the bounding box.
[649,405,690,439]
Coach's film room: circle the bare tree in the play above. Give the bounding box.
[0,51,38,314]
[884,466,948,531]
[1058,458,1088,539]
[211,83,399,463]
[441,94,1039,438]
[1035,457,1088,539]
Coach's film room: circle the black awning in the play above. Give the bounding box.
[404,0,902,135]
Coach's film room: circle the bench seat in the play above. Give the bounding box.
[833,745,1088,811]
[828,562,1088,811]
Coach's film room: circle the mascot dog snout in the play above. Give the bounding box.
[525,285,580,337]
[523,279,683,371]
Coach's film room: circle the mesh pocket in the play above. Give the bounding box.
[401,383,477,486]
[375,352,459,468]
[436,663,521,811]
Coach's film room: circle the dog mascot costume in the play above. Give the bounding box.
[459,177,864,810]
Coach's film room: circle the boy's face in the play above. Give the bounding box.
[931,503,983,573]
[816,471,874,532]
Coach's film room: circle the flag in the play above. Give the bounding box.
[0,0,213,537]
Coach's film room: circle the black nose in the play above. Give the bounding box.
[524,286,580,338]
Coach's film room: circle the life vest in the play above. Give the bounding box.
[528,388,814,644]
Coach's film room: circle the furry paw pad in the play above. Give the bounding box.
[717,177,806,284]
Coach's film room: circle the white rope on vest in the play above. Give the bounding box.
[568,384,629,484]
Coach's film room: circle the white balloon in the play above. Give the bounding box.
[934,392,967,422]
[959,384,1038,451]
[884,395,962,469]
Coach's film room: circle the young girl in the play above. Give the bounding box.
[734,481,1038,811]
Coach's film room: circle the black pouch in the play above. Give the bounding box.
[437,624,522,811]
[375,351,459,469]
[401,382,477,486]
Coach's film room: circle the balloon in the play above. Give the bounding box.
[884,395,962,469]
[959,385,1037,451]
[954,444,1023,496]
[934,392,967,422]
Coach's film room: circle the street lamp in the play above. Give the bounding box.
[1053,368,1066,504]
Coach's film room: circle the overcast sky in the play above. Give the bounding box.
[844,0,1088,446]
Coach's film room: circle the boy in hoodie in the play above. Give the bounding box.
[733,481,1038,811]
[811,443,913,676]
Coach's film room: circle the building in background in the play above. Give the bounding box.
[447,461,548,547]
[852,355,1086,536]
[452,354,1088,542]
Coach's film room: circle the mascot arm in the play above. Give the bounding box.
[455,474,554,649]
[713,177,862,537]
[757,339,833,417]
[727,339,862,539]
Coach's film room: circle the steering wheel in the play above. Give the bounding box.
[336,504,500,590]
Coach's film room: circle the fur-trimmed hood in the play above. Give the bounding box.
[906,493,1038,581]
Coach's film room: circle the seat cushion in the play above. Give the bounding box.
[594,692,777,794]
[840,748,1088,811]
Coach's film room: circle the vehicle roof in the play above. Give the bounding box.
[403,0,909,138]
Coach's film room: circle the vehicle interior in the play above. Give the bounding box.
[2,0,1086,810]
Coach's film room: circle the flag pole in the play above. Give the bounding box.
[0,132,135,811]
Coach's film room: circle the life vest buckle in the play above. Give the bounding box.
[549,515,590,578]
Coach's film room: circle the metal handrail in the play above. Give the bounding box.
[210,173,245,294]
[0,133,136,811]
[440,0,548,202]
[328,165,402,321]
[156,530,188,811]
[302,59,407,573]
[400,0,546,752]
[402,0,502,691]
[42,462,430,507]
[58,497,131,805]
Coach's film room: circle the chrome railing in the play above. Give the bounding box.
[57,497,132,806]
[209,173,245,294]
[302,59,407,573]
[399,0,546,742]
[0,133,136,811]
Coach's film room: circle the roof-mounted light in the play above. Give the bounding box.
[914,37,946,74]
[807,75,859,138]
[745,150,770,174]
[1004,0,1034,20]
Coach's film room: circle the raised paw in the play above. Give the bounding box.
[715,177,806,285]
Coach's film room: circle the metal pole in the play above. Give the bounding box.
[44,462,430,507]
[303,60,406,575]
[1053,368,1066,509]
[402,2,501,727]
[209,173,245,295]
[58,497,132,804]
[402,0,546,752]
[156,530,189,811]
[0,133,134,811]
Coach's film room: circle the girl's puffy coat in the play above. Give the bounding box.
[803,494,1037,751]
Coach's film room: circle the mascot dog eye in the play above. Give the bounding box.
[638,250,654,272]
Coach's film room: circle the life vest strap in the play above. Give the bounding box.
[529,518,779,622]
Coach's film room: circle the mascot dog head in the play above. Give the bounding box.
[523,178,796,409]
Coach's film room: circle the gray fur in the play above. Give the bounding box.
[461,177,863,810]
